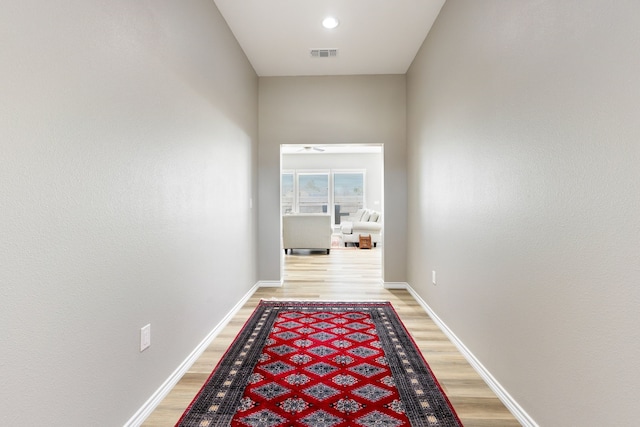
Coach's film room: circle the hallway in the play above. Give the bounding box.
[143,249,519,426]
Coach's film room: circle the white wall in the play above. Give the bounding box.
[406,1,640,425]
[259,75,407,283]
[0,1,258,425]
[282,151,384,217]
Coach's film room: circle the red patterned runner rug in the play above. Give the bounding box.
[177,301,463,426]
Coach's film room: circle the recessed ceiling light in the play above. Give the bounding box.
[322,16,339,29]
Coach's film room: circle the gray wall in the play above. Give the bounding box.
[406,1,640,425]
[259,75,407,283]
[0,1,258,424]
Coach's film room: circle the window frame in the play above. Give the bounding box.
[332,170,366,225]
[296,170,330,214]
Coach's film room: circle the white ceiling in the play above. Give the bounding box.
[213,0,446,77]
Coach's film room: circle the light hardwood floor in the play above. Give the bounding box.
[142,247,520,426]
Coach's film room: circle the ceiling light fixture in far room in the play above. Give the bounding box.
[298,145,325,152]
[322,16,339,29]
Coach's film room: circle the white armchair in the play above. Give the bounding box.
[282,214,332,254]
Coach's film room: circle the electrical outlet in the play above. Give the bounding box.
[432,270,437,285]
[140,324,151,352]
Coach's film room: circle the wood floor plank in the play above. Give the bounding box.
[142,247,520,426]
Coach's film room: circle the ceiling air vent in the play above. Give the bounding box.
[310,49,338,58]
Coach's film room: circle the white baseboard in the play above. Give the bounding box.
[124,283,260,427]
[403,284,538,427]
[257,280,283,288]
[383,281,409,289]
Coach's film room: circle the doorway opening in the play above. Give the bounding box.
[279,143,384,282]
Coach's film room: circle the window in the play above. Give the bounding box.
[281,170,365,225]
[297,173,329,213]
[333,172,364,224]
[281,172,294,214]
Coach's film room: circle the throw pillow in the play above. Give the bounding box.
[353,209,366,221]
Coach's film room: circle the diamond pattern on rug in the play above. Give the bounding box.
[355,410,404,427]
[269,344,297,356]
[305,361,339,377]
[308,345,337,357]
[237,409,286,427]
[352,384,393,402]
[252,382,290,400]
[345,332,373,342]
[313,313,335,320]
[282,312,304,319]
[290,353,312,365]
[284,373,311,386]
[310,331,337,341]
[332,354,355,366]
[331,339,352,348]
[332,374,359,386]
[345,321,370,330]
[313,321,336,329]
[177,302,462,427]
[294,338,314,348]
[300,409,344,427]
[349,346,379,358]
[344,313,367,320]
[278,320,303,329]
[229,308,412,426]
[303,383,341,401]
[277,397,310,414]
[349,362,386,378]
[331,397,364,415]
[274,331,299,340]
[260,361,294,375]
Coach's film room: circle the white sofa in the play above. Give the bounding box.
[340,209,382,247]
[282,214,332,254]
